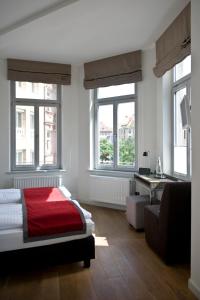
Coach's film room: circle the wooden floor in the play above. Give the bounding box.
[0,205,196,300]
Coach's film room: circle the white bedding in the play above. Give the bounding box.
[0,204,22,230]
[56,185,71,199]
[0,186,94,252]
[0,189,21,203]
[0,186,72,204]
[0,201,92,230]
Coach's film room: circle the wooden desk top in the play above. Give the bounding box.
[134,173,174,190]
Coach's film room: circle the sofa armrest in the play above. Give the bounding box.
[159,182,191,262]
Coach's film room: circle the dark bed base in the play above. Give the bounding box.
[0,235,95,273]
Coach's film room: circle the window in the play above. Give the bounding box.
[11,81,61,170]
[174,55,191,82]
[172,55,191,178]
[94,83,136,171]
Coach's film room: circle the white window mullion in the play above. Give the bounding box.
[12,104,17,170]
[113,102,118,168]
[35,105,39,169]
[188,132,191,178]
[94,103,99,168]
[186,82,191,179]
[11,82,16,170]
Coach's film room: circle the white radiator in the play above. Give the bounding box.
[89,176,135,205]
[13,175,63,189]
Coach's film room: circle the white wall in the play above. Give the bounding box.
[156,70,173,174]
[137,48,157,171]
[77,66,90,202]
[189,0,200,298]
[0,60,11,187]
[61,66,80,197]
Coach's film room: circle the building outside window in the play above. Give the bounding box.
[172,55,191,178]
[94,83,137,171]
[11,81,61,170]
[16,109,26,136]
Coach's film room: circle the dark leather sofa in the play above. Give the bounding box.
[144,182,191,264]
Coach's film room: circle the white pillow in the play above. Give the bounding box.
[59,186,72,199]
[0,204,22,214]
[0,204,22,230]
[72,200,92,219]
[0,189,21,204]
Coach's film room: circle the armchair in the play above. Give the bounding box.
[144,182,191,264]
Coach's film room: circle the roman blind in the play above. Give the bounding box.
[153,2,191,78]
[7,59,71,85]
[84,50,142,89]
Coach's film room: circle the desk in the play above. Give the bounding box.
[134,173,174,203]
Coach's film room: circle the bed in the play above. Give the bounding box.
[0,186,95,270]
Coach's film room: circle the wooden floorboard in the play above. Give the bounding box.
[0,204,196,300]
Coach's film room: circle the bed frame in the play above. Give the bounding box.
[0,235,95,273]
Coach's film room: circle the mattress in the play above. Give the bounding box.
[0,219,94,252]
[0,186,94,252]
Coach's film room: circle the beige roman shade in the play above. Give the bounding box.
[84,50,142,89]
[153,2,191,78]
[7,59,71,85]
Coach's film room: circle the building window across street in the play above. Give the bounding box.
[94,83,137,171]
[11,81,61,171]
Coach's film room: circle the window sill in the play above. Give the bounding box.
[6,169,67,175]
[88,169,135,178]
[164,173,190,182]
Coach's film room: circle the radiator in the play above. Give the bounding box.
[89,176,135,205]
[13,175,63,189]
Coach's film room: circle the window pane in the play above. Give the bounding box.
[16,82,57,100]
[174,55,191,82]
[174,146,187,175]
[16,106,34,165]
[117,102,135,167]
[97,83,135,99]
[98,105,113,166]
[39,107,57,166]
[174,88,187,174]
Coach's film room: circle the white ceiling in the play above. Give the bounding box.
[0,0,189,65]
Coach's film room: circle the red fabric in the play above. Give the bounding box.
[23,187,84,238]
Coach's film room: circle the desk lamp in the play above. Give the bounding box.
[139,151,151,175]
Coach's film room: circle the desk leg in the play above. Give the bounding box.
[150,191,153,204]
[150,190,156,204]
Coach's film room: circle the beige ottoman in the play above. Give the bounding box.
[126,195,150,230]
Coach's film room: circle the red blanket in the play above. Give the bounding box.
[22,187,86,242]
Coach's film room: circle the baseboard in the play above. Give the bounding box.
[188,278,200,299]
[79,199,126,211]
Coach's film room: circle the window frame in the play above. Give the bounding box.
[172,70,191,180]
[10,81,62,171]
[94,85,137,172]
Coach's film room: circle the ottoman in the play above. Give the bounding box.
[126,195,150,230]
